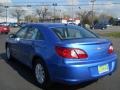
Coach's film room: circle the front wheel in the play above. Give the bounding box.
[6,46,12,60]
[33,60,51,89]
[101,27,105,30]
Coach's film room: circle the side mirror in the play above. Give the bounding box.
[9,33,16,38]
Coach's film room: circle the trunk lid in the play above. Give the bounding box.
[57,38,112,61]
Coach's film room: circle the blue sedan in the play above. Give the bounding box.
[6,23,117,88]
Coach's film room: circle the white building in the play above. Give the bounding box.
[62,18,81,25]
[0,17,17,23]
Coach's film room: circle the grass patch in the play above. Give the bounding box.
[98,32,120,38]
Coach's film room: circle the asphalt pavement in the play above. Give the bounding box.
[0,26,120,90]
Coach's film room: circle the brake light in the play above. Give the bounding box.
[55,46,88,59]
[108,45,114,54]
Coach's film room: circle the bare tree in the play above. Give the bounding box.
[77,11,95,25]
[36,8,42,22]
[10,7,25,23]
[41,8,48,21]
[25,15,38,23]
[98,14,111,22]
[62,13,70,18]
[36,7,49,22]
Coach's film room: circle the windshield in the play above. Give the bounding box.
[51,26,98,40]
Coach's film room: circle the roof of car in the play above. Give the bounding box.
[27,23,75,28]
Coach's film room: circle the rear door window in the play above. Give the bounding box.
[24,27,44,40]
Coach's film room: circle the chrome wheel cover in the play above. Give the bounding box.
[35,64,45,84]
[6,47,10,59]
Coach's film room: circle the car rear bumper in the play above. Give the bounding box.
[48,54,117,85]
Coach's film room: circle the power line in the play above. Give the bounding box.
[1,3,120,7]
[12,1,91,3]
[10,3,120,6]
[11,1,120,4]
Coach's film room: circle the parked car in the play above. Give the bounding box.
[67,22,76,25]
[0,22,10,26]
[0,25,10,34]
[91,23,107,30]
[9,23,19,28]
[6,23,117,88]
[19,22,27,27]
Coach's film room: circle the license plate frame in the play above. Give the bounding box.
[98,64,109,74]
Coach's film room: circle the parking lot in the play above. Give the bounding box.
[0,26,120,90]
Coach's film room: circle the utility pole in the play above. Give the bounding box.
[4,6,9,25]
[72,0,74,22]
[91,0,96,29]
[78,7,81,24]
[59,9,61,20]
[78,7,81,15]
[52,3,57,23]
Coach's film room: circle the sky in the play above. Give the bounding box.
[0,0,120,17]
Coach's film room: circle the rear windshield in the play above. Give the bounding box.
[51,26,98,40]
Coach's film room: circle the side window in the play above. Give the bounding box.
[67,28,82,38]
[52,28,65,39]
[16,27,28,39]
[25,27,44,40]
[35,30,44,40]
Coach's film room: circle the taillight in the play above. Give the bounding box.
[108,45,114,54]
[3,27,7,30]
[55,46,88,59]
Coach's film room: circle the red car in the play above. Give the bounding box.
[0,25,10,34]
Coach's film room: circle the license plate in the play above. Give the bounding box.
[98,64,109,74]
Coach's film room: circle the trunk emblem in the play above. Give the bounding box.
[97,47,102,50]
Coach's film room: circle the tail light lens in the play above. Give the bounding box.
[55,46,88,59]
[108,45,114,54]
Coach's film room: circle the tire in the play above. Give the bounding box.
[6,46,12,60]
[33,60,51,89]
[101,28,105,30]
[5,32,8,34]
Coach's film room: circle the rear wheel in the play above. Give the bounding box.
[5,32,8,34]
[33,60,51,89]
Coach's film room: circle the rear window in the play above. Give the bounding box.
[51,26,98,40]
